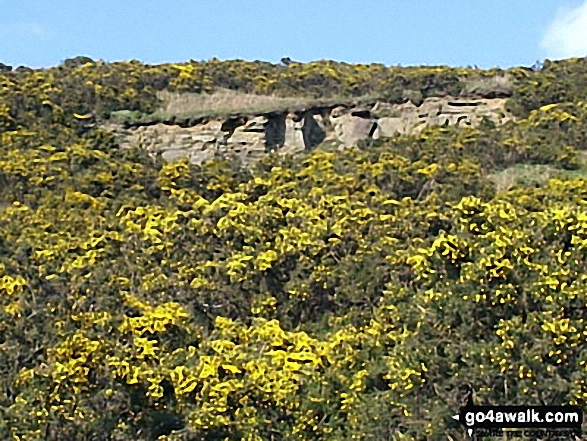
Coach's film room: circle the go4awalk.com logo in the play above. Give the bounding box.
[452,389,583,439]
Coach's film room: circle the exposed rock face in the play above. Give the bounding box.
[102,96,514,165]
[227,116,267,161]
[372,97,512,138]
[333,111,378,148]
[283,115,306,153]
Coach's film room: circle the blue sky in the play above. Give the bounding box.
[2,0,587,70]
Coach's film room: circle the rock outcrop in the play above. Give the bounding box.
[102,96,514,165]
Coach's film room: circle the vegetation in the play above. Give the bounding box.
[0,57,525,128]
[1,56,587,440]
[112,89,383,125]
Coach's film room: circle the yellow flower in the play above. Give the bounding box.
[221,364,242,374]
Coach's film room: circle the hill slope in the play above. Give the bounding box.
[1,57,587,440]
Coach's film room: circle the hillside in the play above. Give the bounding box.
[1,56,587,440]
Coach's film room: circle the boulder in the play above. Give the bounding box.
[374,117,406,138]
[188,147,216,164]
[282,116,305,153]
[161,149,190,162]
[333,113,377,148]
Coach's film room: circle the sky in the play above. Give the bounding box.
[1,0,587,70]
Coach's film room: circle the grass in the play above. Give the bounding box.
[109,88,384,124]
[157,89,310,117]
[459,74,515,98]
[488,164,560,192]
[106,76,515,126]
[489,152,587,192]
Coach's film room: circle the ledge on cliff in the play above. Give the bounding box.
[102,95,515,165]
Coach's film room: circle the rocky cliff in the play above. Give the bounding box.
[102,96,514,164]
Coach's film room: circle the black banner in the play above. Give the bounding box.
[452,388,583,438]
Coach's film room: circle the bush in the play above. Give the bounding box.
[2,56,587,440]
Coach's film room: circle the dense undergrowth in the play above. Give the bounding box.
[1,57,587,440]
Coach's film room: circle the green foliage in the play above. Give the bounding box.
[507,58,587,117]
[1,56,587,440]
[0,58,522,131]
